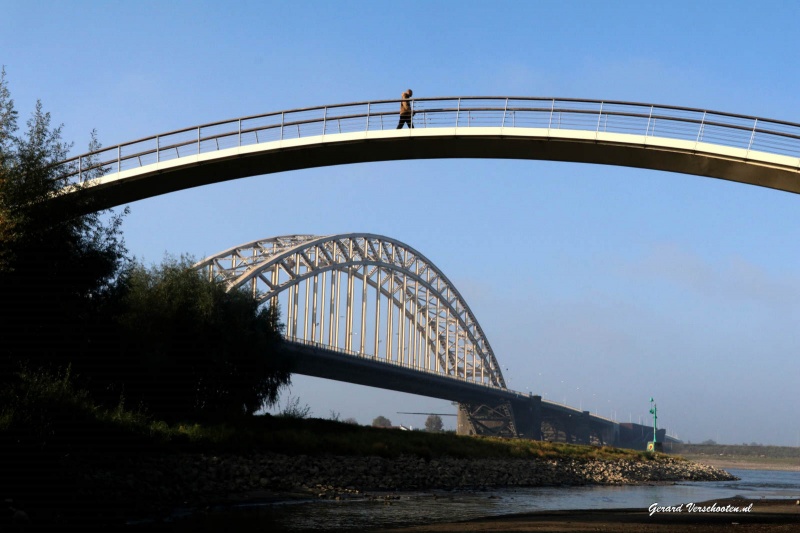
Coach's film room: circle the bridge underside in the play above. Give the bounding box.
[281,341,513,405]
[281,341,624,446]
[63,130,800,215]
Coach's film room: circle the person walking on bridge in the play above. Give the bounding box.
[396,89,413,129]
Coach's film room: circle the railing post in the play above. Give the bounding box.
[238,118,242,146]
[280,111,285,140]
[501,97,508,128]
[596,102,604,133]
[118,145,121,173]
[548,99,555,130]
[197,127,201,155]
[645,105,654,137]
[156,135,159,163]
[455,98,461,128]
[322,106,327,136]
[747,118,758,151]
[366,102,371,132]
[696,111,707,143]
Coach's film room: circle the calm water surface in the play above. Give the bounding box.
[165,469,800,532]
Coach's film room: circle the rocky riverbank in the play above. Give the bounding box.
[51,451,735,524]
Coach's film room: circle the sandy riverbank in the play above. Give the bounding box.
[682,456,800,472]
[388,497,800,532]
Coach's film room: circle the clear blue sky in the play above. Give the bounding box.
[3,0,799,445]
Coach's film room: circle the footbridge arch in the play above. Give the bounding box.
[53,97,800,213]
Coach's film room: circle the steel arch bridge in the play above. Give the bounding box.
[51,96,800,214]
[193,233,619,443]
[194,233,519,436]
[193,233,505,388]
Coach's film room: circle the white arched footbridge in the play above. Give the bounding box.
[52,96,800,213]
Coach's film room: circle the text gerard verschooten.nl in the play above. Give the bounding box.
[649,502,754,517]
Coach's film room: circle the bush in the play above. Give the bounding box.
[110,256,292,421]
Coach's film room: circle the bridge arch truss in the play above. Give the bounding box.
[193,233,507,390]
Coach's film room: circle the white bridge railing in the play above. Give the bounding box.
[57,96,800,186]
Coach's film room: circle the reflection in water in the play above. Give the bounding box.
[164,469,800,532]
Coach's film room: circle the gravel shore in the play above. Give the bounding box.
[74,451,734,513]
[7,451,738,530]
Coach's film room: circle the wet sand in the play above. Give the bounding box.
[387,498,800,532]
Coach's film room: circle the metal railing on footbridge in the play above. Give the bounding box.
[56,96,800,186]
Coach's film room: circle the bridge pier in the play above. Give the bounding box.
[509,395,542,440]
[457,400,518,438]
[574,411,592,444]
[457,395,626,447]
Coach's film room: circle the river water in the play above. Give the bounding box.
[165,469,800,532]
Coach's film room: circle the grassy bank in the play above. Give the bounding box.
[1,369,724,530]
[0,367,660,463]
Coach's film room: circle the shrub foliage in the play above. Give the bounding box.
[0,68,290,424]
[111,257,291,421]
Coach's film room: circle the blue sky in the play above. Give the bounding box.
[3,0,799,445]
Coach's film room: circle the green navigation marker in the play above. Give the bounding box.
[647,397,660,452]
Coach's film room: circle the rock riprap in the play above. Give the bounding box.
[72,452,736,508]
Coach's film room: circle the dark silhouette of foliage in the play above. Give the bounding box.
[0,67,128,379]
[0,69,290,423]
[111,257,291,421]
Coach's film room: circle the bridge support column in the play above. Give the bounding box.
[457,400,518,438]
[509,395,542,440]
[602,423,620,446]
[576,411,591,444]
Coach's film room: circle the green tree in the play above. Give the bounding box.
[112,257,291,421]
[0,67,128,378]
[0,69,290,424]
[424,414,444,433]
[372,415,392,428]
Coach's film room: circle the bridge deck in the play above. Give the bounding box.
[52,97,800,213]
[283,339,614,428]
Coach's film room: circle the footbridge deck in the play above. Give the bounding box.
[53,96,800,213]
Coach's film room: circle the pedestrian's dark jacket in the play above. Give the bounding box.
[399,90,412,117]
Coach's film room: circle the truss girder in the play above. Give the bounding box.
[459,401,518,439]
[193,233,506,389]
